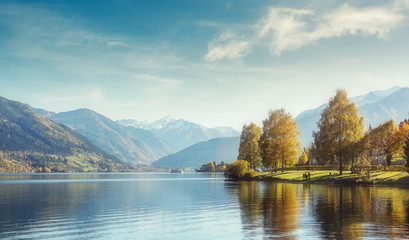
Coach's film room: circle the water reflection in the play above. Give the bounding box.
[235,182,409,239]
[2,173,409,239]
[0,173,242,240]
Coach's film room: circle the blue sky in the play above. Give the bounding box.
[1,0,409,129]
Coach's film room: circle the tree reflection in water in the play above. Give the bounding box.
[235,182,409,239]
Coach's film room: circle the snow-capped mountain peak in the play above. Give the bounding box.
[116,119,151,129]
[151,116,177,130]
[116,117,240,150]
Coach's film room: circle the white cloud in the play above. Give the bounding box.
[323,5,402,37]
[204,32,251,63]
[260,4,404,55]
[257,8,313,55]
[205,3,405,59]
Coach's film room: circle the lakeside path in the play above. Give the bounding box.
[254,170,409,185]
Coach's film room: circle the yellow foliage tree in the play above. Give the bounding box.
[362,120,397,166]
[313,89,364,175]
[387,121,409,165]
[225,159,250,179]
[216,161,227,171]
[298,150,308,166]
[260,109,301,172]
[361,120,409,166]
[238,123,262,170]
[205,162,215,172]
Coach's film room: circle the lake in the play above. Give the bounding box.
[0,173,408,239]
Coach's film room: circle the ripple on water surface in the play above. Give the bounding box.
[1,173,409,239]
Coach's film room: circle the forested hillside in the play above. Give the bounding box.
[0,97,132,172]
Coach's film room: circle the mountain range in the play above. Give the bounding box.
[295,86,409,147]
[0,97,128,172]
[116,118,239,150]
[48,109,176,165]
[30,108,239,165]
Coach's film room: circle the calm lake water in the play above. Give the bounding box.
[0,173,409,239]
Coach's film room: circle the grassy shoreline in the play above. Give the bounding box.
[252,170,409,186]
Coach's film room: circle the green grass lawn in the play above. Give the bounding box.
[256,170,409,185]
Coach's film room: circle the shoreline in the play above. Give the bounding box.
[248,170,409,186]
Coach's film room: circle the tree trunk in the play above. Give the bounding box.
[339,156,343,175]
[281,152,284,172]
[386,151,392,166]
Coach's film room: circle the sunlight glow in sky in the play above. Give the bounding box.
[1,0,409,129]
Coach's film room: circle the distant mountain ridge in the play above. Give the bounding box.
[116,117,240,150]
[48,109,176,165]
[26,105,56,118]
[152,137,240,169]
[30,107,239,165]
[0,96,127,172]
[295,86,409,148]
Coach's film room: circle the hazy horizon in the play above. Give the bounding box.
[1,0,409,129]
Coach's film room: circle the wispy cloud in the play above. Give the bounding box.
[257,8,313,55]
[204,32,251,63]
[0,3,185,77]
[260,5,404,55]
[205,2,405,61]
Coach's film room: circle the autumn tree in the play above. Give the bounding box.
[298,149,308,166]
[404,136,409,167]
[260,131,279,171]
[362,120,409,166]
[259,109,301,172]
[386,121,409,165]
[216,161,227,171]
[313,89,364,175]
[362,120,397,166]
[359,132,374,166]
[224,160,250,179]
[204,162,216,172]
[238,123,262,170]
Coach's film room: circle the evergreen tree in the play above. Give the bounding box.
[313,89,364,175]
